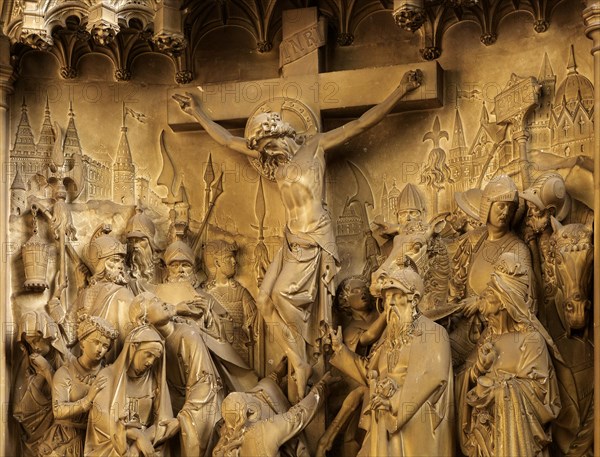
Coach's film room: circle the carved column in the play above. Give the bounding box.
[583,2,600,454]
[0,26,14,457]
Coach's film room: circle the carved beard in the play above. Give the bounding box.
[387,305,413,347]
[128,246,154,281]
[166,271,197,288]
[104,265,129,285]
[526,214,549,234]
[260,149,292,178]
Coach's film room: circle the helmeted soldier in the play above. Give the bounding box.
[448,175,533,364]
[396,183,427,225]
[204,240,258,368]
[125,207,164,293]
[78,225,134,360]
[155,239,258,392]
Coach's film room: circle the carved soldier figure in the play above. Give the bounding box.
[449,175,532,364]
[174,69,423,398]
[395,183,427,225]
[457,252,562,457]
[129,292,224,457]
[156,240,231,341]
[78,226,134,360]
[84,325,179,457]
[40,315,118,457]
[155,240,258,392]
[329,265,454,457]
[125,207,164,294]
[204,240,258,367]
[12,311,74,457]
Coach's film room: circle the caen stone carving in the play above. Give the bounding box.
[213,361,335,457]
[129,293,223,457]
[40,315,118,457]
[448,175,532,365]
[457,253,562,457]
[77,225,134,360]
[173,68,424,400]
[85,325,179,456]
[3,7,597,455]
[204,240,259,370]
[329,265,454,457]
[317,276,384,457]
[155,239,258,393]
[12,311,74,457]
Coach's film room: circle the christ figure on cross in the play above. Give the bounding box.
[173,69,422,399]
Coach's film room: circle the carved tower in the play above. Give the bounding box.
[448,108,470,193]
[10,99,39,182]
[380,179,389,222]
[36,96,55,162]
[551,45,594,157]
[113,124,136,205]
[529,52,556,151]
[10,169,27,216]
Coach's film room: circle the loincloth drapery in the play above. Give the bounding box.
[260,227,339,354]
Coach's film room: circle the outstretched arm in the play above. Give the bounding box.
[172,92,258,158]
[320,69,423,151]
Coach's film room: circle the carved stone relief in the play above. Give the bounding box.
[1,1,597,456]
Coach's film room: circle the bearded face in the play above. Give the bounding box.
[383,288,416,342]
[525,202,550,234]
[101,254,129,285]
[127,237,155,280]
[166,260,195,284]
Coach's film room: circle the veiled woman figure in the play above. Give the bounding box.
[458,252,562,457]
[12,310,74,457]
[39,314,118,456]
[84,325,179,456]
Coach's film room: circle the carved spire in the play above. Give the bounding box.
[480,102,489,124]
[11,98,36,157]
[37,95,55,159]
[63,101,83,159]
[567,44,577,75]
[11,168,27,191]
[114,126,134,168]
[450,108,467,156]
[113,113,136,205]
[538,52,555,81]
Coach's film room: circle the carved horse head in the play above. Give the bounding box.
[370,220,446,303]
[550,217,593,333]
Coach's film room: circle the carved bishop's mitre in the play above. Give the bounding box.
[22,232,49,291]
[86,225,127,275]
[478,175,518,224]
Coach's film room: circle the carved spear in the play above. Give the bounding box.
[191,172,224,254]
[251,176,270,288]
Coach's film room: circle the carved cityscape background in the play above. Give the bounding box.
[2,0,596,455]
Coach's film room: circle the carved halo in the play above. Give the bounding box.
[244,97,321,181]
